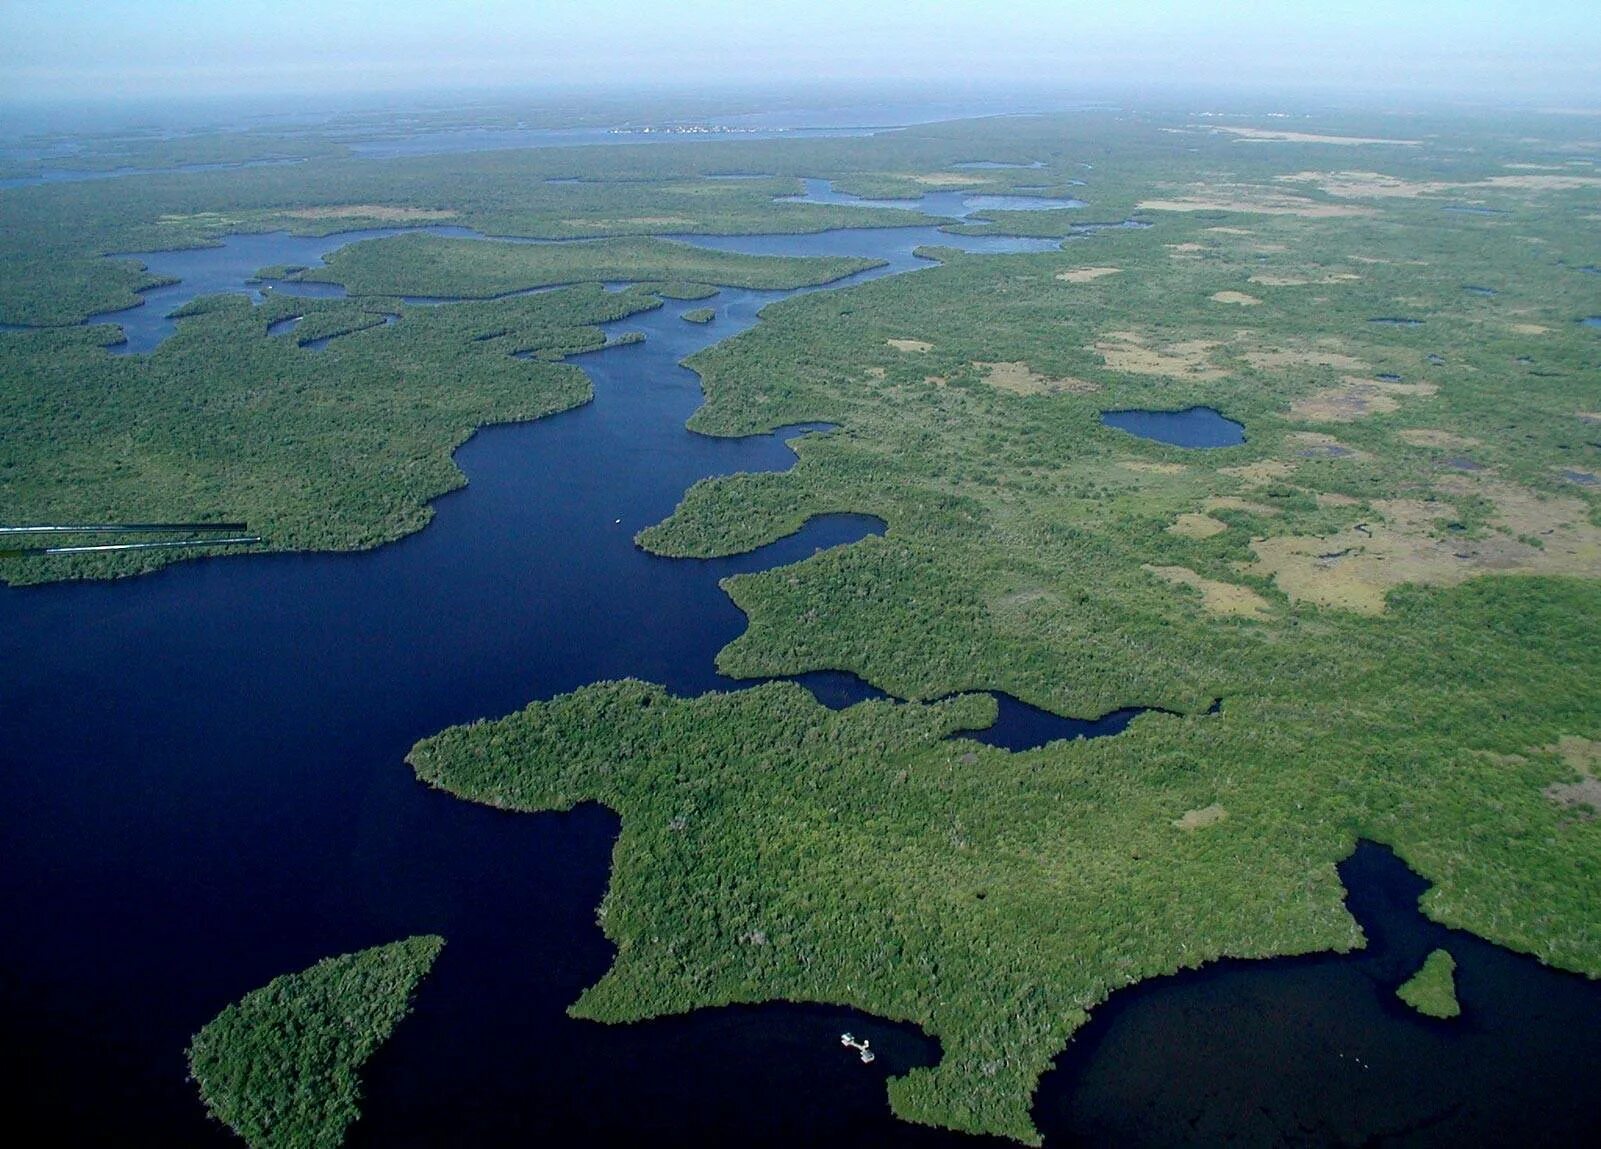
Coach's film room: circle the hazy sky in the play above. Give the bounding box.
[2,1,1598,105]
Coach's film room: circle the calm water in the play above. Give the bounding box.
[4,211,1597,1147]
[776,177,1084,218]
[1037,842,1601,1147]
[1100,407,1246,448]
[1584,316,1601,329]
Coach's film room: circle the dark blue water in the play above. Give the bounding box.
[5,211,1598,1147]
[1583,316,1601,329]
[1100,407,1246,449]
[1036,842,1601,1147]
[92,220,1062,356]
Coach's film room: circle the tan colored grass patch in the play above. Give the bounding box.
[1578,411,1601,424]
[1211,127,1420,146]
[911,172,986,187]
[1173,803,1230,831]
[1289,431,1366,459]
[1544,736,1601,813]
[975,361,1100,396]
[1399,429,1481,449]
[1205,227,1255,235]
[564,216,700,229]
[1054,266,1122,283]
[1245,346,1369,372]
[887,338,933,353]
[1221,459,1298,486]
[1245,478,1601,614]
[1167,242,1207,253]
[1205,496,1282,516]
[1211,291,1262,306]
[1510,323,1550,335]
[1169,513,1228,539]
[1145,565,1271,618]
[286,204,459,221]
[1093,330,1226,381]
[1138,189,1375,218]
[1249,275,1313,287]
[1120,461,1189,475]
[1290,377,1437,423]
[865,366,887,380]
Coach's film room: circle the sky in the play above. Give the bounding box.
[2,1,1598,106]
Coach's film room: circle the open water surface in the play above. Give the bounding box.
[3,203,1598,1147]
[1100,406,1246,448]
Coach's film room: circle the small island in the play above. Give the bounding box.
[682,307,716,324]
[187,936,445,1149]
[1397,948,1460,1019]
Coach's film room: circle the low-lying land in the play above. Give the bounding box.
[6,105,1601,1144]
[187,936,444,1149]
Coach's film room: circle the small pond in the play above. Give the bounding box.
[1101,407,1246,448]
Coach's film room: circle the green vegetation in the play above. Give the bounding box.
[1397,949,1461,1019]
[187,935,444,1149]
[0,283,667,584]
[682,307,716,324]
[7,104,1601,1142]
[406,112,1598,1142]
[290,233,882,298]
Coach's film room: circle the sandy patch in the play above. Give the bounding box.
[1055,266,1122,283]
[1317,492,1361,508]
[1279,171,1453,199]
[1221,460,1298,486]
[1167,242,1207,253]
[1399,429,1481,449]
[1169,513,1228,539]
[1211,291,1262,306]
[1249,275,1312,287]
[1278,170,1601,204]
[1510,323,1550,335]
[1139,181,1377,218]
[1205,496,1281,516]
[1120,461,1189,475]
[911,173,986,187]
[1290,377,1437,423]
[1245,477,1601,614]
[1145,565,1271,618]
[286,205,459,221]
[1205,227,1255,235]
[976,361,1100,396]
[1093,330,1226,381]
[1245,346,1369,372]
[1173,803,1230,831]
[565,216,700,229]
[1544,737,1601,813]
[1289,431,1366,459]
[1578,412,1601,425]
[1210,127,1420,146]
[887,338,933,353]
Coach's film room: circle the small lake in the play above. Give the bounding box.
[776,177,1085,219]
[1583,317,1601,329]
[1101,407,1246,448]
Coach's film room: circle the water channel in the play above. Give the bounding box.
[3,194,1598,1146]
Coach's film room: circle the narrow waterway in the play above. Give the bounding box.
[3,202,1598,1147]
